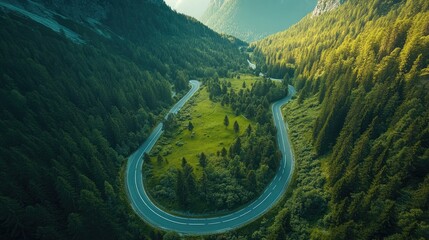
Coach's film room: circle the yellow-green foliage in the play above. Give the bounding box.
[252,0,429,239]
[265,96,328,239]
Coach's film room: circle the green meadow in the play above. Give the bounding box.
[230,74,259,91]
[150,76,259,179]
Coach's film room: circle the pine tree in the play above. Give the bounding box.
[188,121,194,132]
[176,170,187,207]
[181,157,187,168]
[246,170,257,192]
[221,147,228,157]
[199,152,207,168]
[224,115,229,128]
[157,155,163,165]
[232,137,242,155]
[246,124,252,136]
[144,153,151,164]
[233,121,240,134]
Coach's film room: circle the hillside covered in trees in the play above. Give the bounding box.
[247,0,429,239]
[0,0,246,239]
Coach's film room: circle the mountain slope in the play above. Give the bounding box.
[164,0,210,19]
[201,0,317,42]
[0,0,246,239]
[1,0,246,78]
[248,0,429,239]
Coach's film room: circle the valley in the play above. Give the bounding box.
[0,0,427,239]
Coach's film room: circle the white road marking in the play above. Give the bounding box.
[134,173,186,225]
[188,223,205,226]
[239,210,252,218]
[222,216,240,223]
[208,222,222,225]
[253,192,272,210]
[126,83,296,234]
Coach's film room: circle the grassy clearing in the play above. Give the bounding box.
[229,74,260,91]
[150,77,259,179]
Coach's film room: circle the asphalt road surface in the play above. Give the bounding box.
[126,81,296,235]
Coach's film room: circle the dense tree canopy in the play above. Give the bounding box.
[249,0,429,239]
[0,0,247,237]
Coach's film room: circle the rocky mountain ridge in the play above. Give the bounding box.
[312,0,344,16]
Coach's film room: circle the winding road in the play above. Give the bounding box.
[125,80,296,235]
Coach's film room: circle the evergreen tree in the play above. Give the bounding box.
[188,121,194,132]
[157,155,163,165]
[246,170,257,192]
[163,232,181,240]
[221,147,228,157]
[175,170,187,207]
[234,121,240,134]
[181,157,187,168]
[246,124,252,136]
[232,137,242,156]
[144,153,151,164]
[224,115,229,128]
[199,152,207,169]
[182,163,196,194]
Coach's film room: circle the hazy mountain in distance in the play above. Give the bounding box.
[164,0,210,19]
[201,0,317,42]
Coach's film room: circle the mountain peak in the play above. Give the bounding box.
[312,0,344,16]
[209,0,225,8]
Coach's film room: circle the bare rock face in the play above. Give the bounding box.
[312,0,344,17]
